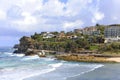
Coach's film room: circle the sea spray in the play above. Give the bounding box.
[21,55,39,61]
[49,63,63,68]
[0,67,56,80]
[10,54,25,57]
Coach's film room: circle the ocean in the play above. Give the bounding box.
[0,47,120,80]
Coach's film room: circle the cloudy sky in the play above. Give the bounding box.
[0,0,120,46]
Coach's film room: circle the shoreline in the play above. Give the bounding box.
[106,57,120,62]
[14,50,120,63]
[55,53,120,63]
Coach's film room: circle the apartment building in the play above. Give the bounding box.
[104,25,120,43]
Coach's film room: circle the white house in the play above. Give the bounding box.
[42,32,55,39]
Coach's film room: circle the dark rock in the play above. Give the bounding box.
[13,44,19,48]
[25,50,37,56]
[13,50,22,53]
[13,36,36,54]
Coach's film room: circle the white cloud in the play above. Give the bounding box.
[41,0,65,17]
[13,12,37,25]
[109,0,120,21]
[88,0,105,23]
[113,16,118,20]
[15,0,43,14]
[0,0,103,33]
[65,0,93,16]
[0,10,6,20]
[92,11,104,23]
[0,0,120,33]
[9,11,38,32]
[1,0,120,46]
[63,20,84,31]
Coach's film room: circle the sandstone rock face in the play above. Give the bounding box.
[55,54,116,63]
[13,36,35,54]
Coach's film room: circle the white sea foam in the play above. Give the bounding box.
[0,67,56,80]
[60,63,80,69]
[21,55,39,61]
[61,60,67,63]
[4,52,12,55]
[23,68,56,80]
[65,64,104,79]
[24,63,63,80]
[10,54,25,57]
[90,64,104,71]
[42,58,55,61]
[79,64,104,75]
[3,52,13,57]
[1,68,14,72]
[49,63,63,68]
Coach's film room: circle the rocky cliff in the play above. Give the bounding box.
[13,36,35,54]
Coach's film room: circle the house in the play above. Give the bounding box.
[42,32,55,39]
[41,32,47,35]
[104,25,120,43]
[71,35,78,39]
[82,27,100,36]
[58,31,66,38]
[66,35,78,39]
[74,29,83,34]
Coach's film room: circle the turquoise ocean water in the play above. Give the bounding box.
[0,47,120,80]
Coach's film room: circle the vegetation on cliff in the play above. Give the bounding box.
[14,24,120,55]
[98,42,120,54]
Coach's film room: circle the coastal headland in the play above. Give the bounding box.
[13,24,120,63]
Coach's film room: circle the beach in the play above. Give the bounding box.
[107,57,120,62]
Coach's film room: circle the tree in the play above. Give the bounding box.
[75,38,90,49]
[96,25,105,35]
[31,32,43,42]
[64,41,74,52]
